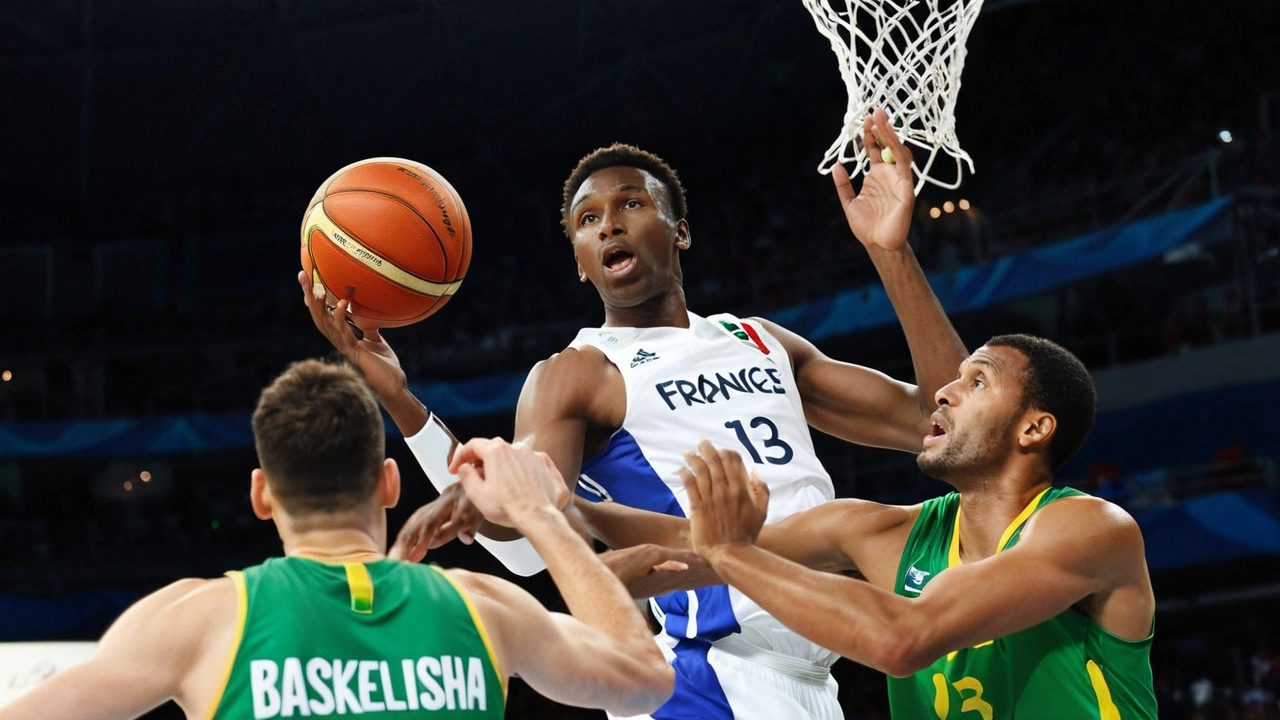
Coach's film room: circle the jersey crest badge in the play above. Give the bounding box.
[718,321,770,355]
[904,565,931,594]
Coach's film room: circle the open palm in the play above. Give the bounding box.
[832,108,916,252]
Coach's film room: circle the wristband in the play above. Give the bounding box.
[403,414,548,577]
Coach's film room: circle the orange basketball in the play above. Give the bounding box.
[300,157,472,329]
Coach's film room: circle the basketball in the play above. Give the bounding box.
[300,157,472,329]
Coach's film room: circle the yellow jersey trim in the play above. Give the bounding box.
[343,562,375,614]
[431,566,508,702]
[204,571,248,720]
[948,488,1051,568]
[1086,659,1122,720]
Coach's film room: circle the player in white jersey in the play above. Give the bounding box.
[302,109,969,719]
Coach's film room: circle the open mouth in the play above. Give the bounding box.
[923,418,948,448]
[603,248,635,274]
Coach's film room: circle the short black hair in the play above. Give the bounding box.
[252,359,384,514]
[560,143,687,237]
[985,334,1097,472]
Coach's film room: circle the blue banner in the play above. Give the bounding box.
[0,197,1234,459]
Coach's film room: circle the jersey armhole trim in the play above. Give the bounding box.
[430,565,508,702]
[204,570,248,720]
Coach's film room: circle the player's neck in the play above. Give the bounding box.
[278,522,387,564]
[602,287,690,329]
[955,477,1052,562]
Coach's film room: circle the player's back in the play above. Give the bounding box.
[209,557,504,719]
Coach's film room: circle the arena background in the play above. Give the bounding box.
[1,1,1278,717]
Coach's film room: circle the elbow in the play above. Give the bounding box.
[870,619,935,679]
[880,644,929,679]
[605,661,674,717]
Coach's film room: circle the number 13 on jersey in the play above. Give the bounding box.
[933,674,993,720]
[725,416,793,465]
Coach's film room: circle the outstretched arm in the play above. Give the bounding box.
[0,578,232,720]
[772,109,966,453]
[450,439,672,716]
[683,443,1154,677]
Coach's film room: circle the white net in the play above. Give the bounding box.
[803,0,983,192]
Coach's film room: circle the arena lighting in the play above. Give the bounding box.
[959,199,971,210]
[1,370,11,382]
[929,207,942,219]
[123,481,133,491]
[943,201,955,213]
[1218,130,1233,143]
[140,471,152,482]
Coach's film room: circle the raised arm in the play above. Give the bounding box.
[772,109,966,453]
[299,270,429,435]
[682,446,1154,677]
[0,578,234,720]
[449,438,672,715]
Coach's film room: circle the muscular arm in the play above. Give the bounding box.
[456,507,672,716]
[702,497,1153,677]
[580,495,907,597]
[769,110,966,454]
[760,314,960,454]
[0,578,232,720]
[391,347,617,558]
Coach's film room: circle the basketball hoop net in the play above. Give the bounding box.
[803,0,983,193]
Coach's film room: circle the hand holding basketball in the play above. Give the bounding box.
[301,158,472,331]
[298,270,409,402]
[832,108,916,252]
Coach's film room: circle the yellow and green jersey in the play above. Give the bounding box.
[208,557,504,719]
[888,488,1156,720]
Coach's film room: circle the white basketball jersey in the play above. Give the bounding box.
[570,312,838,667]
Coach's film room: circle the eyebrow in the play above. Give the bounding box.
[570,184,650,212]
[967,357,1002,375]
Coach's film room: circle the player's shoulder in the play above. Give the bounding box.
[532,344,613,380]
[1042,492,1139,527]
[1027,493,1145,550]
[823,497,920,529]
[111,576,238,646]
[522,345,619,403]
[147,576,237,610]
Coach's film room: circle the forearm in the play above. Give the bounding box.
[707,543,918,676]
[574,497,691,550]
[602,545,721,598]
[515,508,656,650]
[381,385,431,437]
[868,245,967,413]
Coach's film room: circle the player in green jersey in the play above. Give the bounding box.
[592,334,1158,719]
[2,360,672,720]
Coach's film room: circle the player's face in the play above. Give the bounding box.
[917,346,1028,482]
[568,166,689,310]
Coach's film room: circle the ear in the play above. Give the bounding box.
[250,468,273,520]
[1017,411,1056,451]
[379,458,401,509]
[675,219,691,250]
[576,259,587,283]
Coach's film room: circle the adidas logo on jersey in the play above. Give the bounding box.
[630,348,660,367]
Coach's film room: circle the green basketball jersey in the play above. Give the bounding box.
[207,557,505,720]
[888,487,1157,720]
